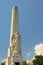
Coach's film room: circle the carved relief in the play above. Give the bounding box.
[11,31,21,54]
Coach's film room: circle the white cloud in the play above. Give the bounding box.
[1,58,6,63]
[35,43,43,55]
[24,52,31,61]
[27,53,31,57]
[2,59,6,62]
[32,56,35,61]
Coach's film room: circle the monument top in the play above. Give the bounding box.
[10,6,19,46]
[12,6,18,9]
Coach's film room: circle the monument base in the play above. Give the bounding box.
[12,54,23,65]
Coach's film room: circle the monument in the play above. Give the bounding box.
[6,6,23,65]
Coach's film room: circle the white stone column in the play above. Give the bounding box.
[10,7,19,46]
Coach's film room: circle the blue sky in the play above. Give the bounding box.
[0,0,43,62]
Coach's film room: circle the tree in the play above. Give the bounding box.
[32,55,43,65]
[22,60,27,65]
[1,61,5,65]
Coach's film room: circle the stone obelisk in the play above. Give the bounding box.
[6,6,23,65]
[10,6,19,46]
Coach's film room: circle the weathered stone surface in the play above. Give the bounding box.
[6,6,23,65]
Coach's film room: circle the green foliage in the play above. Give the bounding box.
[22,60,27,65]
[32,55,43,65]
[1,61,5,65]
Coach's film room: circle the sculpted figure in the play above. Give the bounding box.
[12,31,21,54]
